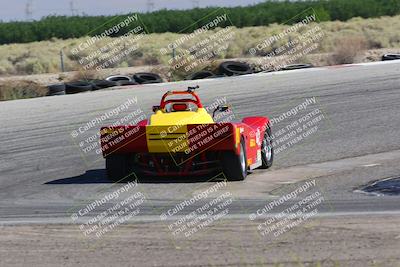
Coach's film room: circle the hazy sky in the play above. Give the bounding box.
[0,0,264,22]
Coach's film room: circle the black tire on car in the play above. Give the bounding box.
[106,154,137,182]
[222,138,248,181]
[90,79,117,90]
[219,61,253,76]
[259,125,274,169]
[133,72,163,84]
[105,75,133,82]
[47,84,66,96]
[382,53,400,61]
[65,81,93,94]
[186,71,216,80]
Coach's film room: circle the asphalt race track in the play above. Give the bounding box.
[1,61,400,223]
[1,61,400,266]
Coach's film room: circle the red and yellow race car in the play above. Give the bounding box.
[100,86,273,181]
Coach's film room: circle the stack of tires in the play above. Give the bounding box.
[218,61,254,76]
[280,63,314,71]
[106,73,163,85]
[185,61,254,81]
[46,72,164,96]
[382,54,400,61]
[47,84,66,96]
[132,73,163,84]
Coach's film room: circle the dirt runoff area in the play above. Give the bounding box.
[0,215,399,267]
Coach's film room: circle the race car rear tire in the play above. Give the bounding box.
[259,125,273,169]
[222,138,247,181]
[106,154,136,182]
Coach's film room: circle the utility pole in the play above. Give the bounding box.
[146,0,155,13]
[25,0,33,21]
[70,1,78,16]
[60,50,65,72]
[192,0,199,8]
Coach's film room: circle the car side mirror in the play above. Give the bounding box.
[213,105,230,118]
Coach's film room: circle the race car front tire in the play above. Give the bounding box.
[106,154,136,182]
[222,139,247,181]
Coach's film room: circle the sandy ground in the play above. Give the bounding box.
[0,65,166,86]
[0,215,399,267]
[0,48,398,86]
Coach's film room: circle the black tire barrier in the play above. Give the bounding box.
[382,53,400,61]
[133,72,163,84]
[280,63,314,71]
[90,79,117,90]
[105,75,133,82]
[47,84,66,96]
[65,81,93,94]
[219,61,253,76]
[257,69,275,73]
[186,71,217,80]
[116,80,139,86]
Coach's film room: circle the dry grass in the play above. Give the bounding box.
[67,69,103,82]
[330,36,367,64]
[0,15,399,76]
[0,80,47,101]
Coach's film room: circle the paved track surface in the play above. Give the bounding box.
[0,61,400,223]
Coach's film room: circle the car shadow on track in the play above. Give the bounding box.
[45,169,223,184]
[45,169,110,184]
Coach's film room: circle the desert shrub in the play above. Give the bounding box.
[15,58,46,74]
[68,68,102,82]
[330,36,367,64]
[0,80,47,101]
[0,60,14,75]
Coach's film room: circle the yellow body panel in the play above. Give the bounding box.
[146,125,189,153]
[147,108,215,153]
[150,108,214,126]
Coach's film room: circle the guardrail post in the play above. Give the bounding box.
[60,49,65,72]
